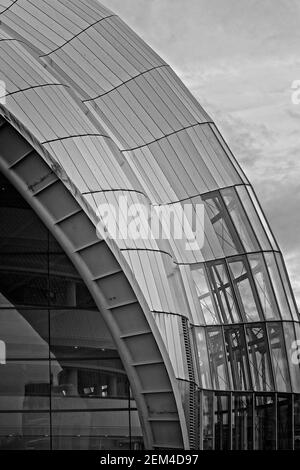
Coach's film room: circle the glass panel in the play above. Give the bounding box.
[221,187,259,252]
[202,391,214,450]
[214,394,230,450]
[191,266,221,325]
[207,327,231,390]
[283,322,300,393]
[232,394,253,450]
[0,412,50,450]
[203,193,241,256]
[0,170,143,449]
[0,253,48,307]
[267,323,291,393]
[236,186,272,251]
[274,253,299,321]
[194,328,212,389]
[264,253,292,320]
[247,186,278,251]
[294,395,300,450]
[277,395,293,449]
[0,308,49,359]
[49,310,118,359]
[245,325,274,392]
[248,253,280,320]
[0,360,50,410]
[209,262,240,323]
[224,326,251,391]
[254,395,276,450]
[228,258,262,322]
[51,360,129,408]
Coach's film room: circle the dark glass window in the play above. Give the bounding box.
[214,393,231,450]
[232,393,253,450]
[245,325,274,392]
[0,171,142,450]
[224,326,251,391]
[254,395,276,449]
[207,327,231,390]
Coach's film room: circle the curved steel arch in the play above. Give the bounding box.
[0,112,189,450]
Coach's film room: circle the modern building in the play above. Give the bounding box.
[0,0,299,451]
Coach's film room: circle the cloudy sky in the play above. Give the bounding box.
[103,0,300,306]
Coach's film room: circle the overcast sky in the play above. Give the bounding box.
[103,0,300,306]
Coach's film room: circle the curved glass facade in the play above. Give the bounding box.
[0,0,299,451]
[0,171,143,450]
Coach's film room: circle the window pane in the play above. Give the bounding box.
[248,253,280,320]
[202,391,214,450]
[228,259,261,322]
[0,361,50,410]
[191,266,221,325]
[247,186,278,251]
[277,395,293,449]
[267,323,291,393]
[0,412,50,450]
[0,308,49,359]
[236,186,272,251]
[194,328,212,389]
[203,194,241,256]
[224,326,251,391]
[222,187,259,252]
[294,395,300,450]
[283,322,300,393]
[232,394,253,450]
[264,253,292,320]
[51,360,129,409]
[274,253,299,321]
[245,325,274,392]
[214,394,231,450]
[207,327,231,390]
[210,262,240,323]
[254,395,276,450]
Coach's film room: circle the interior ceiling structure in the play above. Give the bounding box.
[0,0,299,451]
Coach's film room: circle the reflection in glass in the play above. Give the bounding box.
[203,193,241,256]
[214,394,230,450]
[224,326,251,391]
[232,394,253,450]
[254,395,276,450]
[283,322,300,393]
[264,253,292,321]
[267,323,291,393]
[294,395,300,450]
[0,412,50,450]
[228,258,261,322]
[209,262,240,323]
[0,172,143,450]
[221,187,259,252]
[236,186,271,251]
[277,395,293,449]
[202,391,214,450]
[194,328,212,389]
[191,266,220,325]
[207,328,231,390]
[245,325,274,392]
[248,253,280,320]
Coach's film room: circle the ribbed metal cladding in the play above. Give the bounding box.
[0,0,299,450]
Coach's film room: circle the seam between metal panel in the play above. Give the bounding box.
[121,121,214,152]
[83,64,170,102]
[0,0,18,16]
[39,14,117,57]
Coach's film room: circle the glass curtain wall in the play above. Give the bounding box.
[0,171,143,450]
